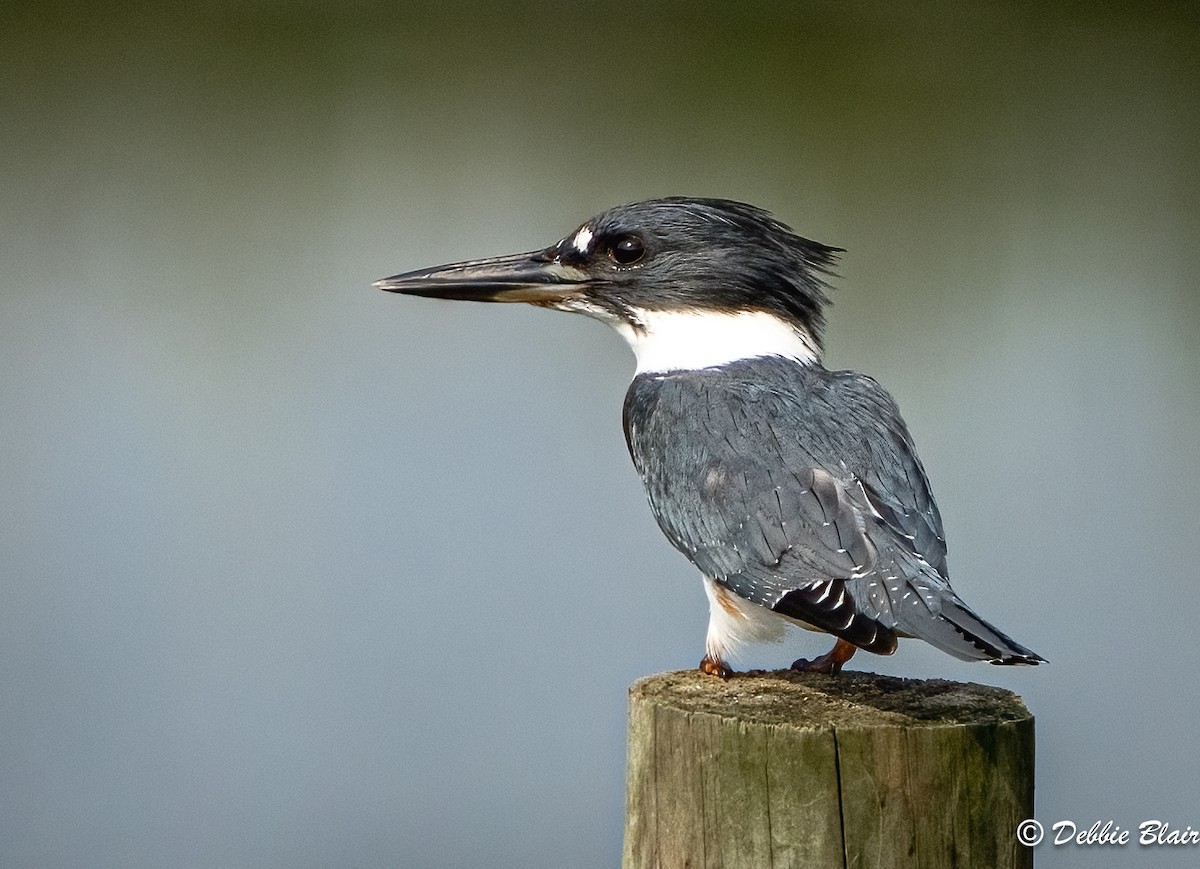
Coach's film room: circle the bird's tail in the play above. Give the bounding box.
[924,596,1045,665]
[855,555,1045,664]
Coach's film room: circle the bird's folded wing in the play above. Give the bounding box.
[626,364,949,620]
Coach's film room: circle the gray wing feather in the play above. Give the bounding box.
[623,359,1042,664]
[625,363,932,586]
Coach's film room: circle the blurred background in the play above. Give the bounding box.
[2,2,1197,867]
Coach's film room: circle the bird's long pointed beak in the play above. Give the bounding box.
[373,249,589,304]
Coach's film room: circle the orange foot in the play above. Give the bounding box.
[699,655,733,678]
[790,638,858,675]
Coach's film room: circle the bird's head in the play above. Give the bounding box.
[376,198,841,369]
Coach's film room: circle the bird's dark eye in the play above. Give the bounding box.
[610,235,646,266]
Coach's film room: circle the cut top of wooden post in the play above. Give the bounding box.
[628,669,1032,729]
[624,670,1035,869]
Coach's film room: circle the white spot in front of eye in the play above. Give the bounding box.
[573,226,593,253]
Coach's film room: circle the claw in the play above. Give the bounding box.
[790,638,858,674]
[699,655,733,678]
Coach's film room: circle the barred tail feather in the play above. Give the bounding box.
[894,593,1044,664]
[940,599,1045,665]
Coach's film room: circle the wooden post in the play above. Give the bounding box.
[623,670,1034,869]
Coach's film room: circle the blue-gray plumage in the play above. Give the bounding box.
[376,197,1043,675]
[623,356,1034,665]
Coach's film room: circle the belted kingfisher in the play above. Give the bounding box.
[376,197,1043,676]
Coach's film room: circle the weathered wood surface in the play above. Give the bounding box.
[623,670,1034,869]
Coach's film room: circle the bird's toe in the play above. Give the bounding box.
[791,638,858,674]
[699,655,733,678]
